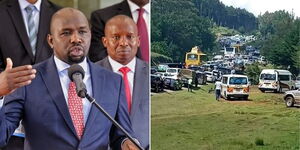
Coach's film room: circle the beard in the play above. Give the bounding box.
[67,55,85,65]
[67,44,86,64]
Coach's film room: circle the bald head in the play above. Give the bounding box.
[102,15,140,65]
[104,15,137,36]
[47,8,91,65]
[50,8,89,34]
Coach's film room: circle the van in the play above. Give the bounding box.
[221,74,249,100]
[258,69,295,93]
[166,68,181,77]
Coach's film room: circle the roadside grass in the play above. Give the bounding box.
[151,84,300,150]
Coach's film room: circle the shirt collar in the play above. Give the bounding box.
[127,0,150,14]
[54,56,89,75]
[108,56,136,73]
[19,0,42,12]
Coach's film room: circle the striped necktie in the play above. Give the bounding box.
[25,5,37,56]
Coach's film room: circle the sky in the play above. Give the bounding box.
[219,0,300,17]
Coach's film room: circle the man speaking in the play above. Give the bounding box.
[0,8,138,150]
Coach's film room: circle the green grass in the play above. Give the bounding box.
[151,84,300,150]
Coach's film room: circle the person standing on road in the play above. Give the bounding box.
[188,78,193,92]
[214,80,222,101]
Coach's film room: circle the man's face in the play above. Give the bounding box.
[103,19,140,65]
[48,12,91,65]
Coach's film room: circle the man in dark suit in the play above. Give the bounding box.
[89,0,149,62]
[0,0,60,149]
[0,8,138,150]
[97,15,149,150]
[0,0,60,70]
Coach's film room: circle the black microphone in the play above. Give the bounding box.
[67,64,87,98]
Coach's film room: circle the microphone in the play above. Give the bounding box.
[67,64,87,98]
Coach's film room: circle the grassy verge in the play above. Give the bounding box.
[151,84,300,150]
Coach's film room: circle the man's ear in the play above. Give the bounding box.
[102,37,107,48]
[137,36,141,47]
[47,34,54,49]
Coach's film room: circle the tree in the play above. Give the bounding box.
[152,0,216,62]
[259,11,299,75]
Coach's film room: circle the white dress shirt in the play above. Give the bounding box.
[18,0,41,37]
[127,0,150,39]
[0,97,3,108]
[54,56,93,124]
[108,56,136,101]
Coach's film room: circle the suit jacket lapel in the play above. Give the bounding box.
[39,57,78,138]
[7,0,34,61]
[82,61,105,138]
[102,57,113,70]
[131,59,147,116]
[34,0,52,62]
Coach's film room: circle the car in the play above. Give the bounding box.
[195,71,207,85]
[166,68,181,77]
[295,76,300,89]
[178,69,196,87]
[205,71,216,83]
[151,67,157,74]
[163,76,182,90]
[283,89,300,107]
[151,74,164,93]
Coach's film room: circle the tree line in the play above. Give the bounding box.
[253,10,300,75]
[151,0,257,63]
[193,0,257,33]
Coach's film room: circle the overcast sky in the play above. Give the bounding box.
[219,0,300,17]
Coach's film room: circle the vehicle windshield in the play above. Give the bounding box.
[187,54,198,60]
[229,77,248,85]
[226,47,234,52]
[260,73,276,80]
[296,76,300,81]
[157,65,168,72]
[167,69,177,73]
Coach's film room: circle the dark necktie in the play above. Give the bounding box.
[68,82,84,138]
[119,67,132,113]
[137,8,149,62]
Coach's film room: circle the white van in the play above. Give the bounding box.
[258,69,295,93]
[221,74,249,100]
[166,68,181,77]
